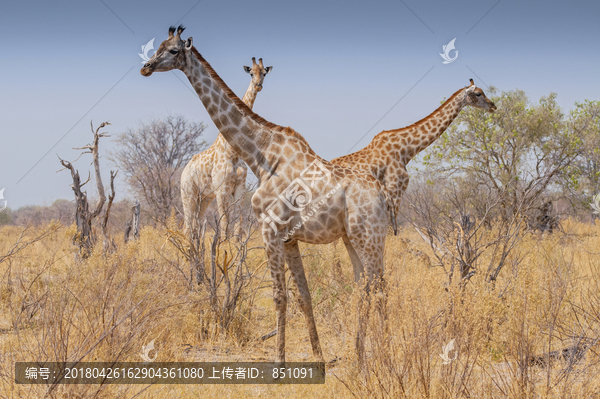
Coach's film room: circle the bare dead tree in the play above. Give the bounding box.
[110,115,206,226]
[59,121,118,257]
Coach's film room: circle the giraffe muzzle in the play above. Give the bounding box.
[140,63,154,77]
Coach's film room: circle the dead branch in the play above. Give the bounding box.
[101,170,118,252]
[73,121,112,219]
[58,121,114,257]
[101,170,117,237]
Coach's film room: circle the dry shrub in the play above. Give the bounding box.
[334,224,600,399]
[0,221,599,398]
[0,223,217,397]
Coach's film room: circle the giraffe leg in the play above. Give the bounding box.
[343,232,386,368]
[182,184,212,242]
[342,235,365,283]
[182,184,213,284]
[181,184,196,241]
[284,240,324,362]
[342,235,369,365]
[262,230,287,363]
[232,180,246,241]
[197,196,212,233]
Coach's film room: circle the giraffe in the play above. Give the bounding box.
[331,79,496,225]
[181,57,272,241]
[142,25,391,364]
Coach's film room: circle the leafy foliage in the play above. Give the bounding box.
[423,89,585,221]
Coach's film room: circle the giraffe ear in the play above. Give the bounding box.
[243,66,252,74]
[184,37,193,50]
[265,66,273,74]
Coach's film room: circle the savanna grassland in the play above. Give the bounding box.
[1,219,599,398]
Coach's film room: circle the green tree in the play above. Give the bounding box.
[408,89,592,286]
[423,89,583,223]
[562,100,600,222]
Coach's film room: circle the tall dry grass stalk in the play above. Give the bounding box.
[0,219,598,398]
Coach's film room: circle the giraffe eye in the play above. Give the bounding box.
[169,49,178,55]
[475,92,482,97]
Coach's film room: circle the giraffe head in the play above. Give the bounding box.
[464,79,496,112]
[243,57,272,92]
[141,25,191,76]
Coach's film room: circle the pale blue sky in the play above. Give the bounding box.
[1,0,600,208]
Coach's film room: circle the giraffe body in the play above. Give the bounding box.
[142,26,390,364]
[181,58,272,240]
[332,82,496,220]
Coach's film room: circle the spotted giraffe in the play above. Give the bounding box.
[331,80,496,224]
[142,25,391,364]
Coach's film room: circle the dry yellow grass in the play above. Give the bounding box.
[0,219,599,398]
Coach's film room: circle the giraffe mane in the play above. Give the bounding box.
[189,46,310,145]
[369,86,466,144]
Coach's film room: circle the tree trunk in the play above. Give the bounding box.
[60,121,115,257]
[124,201,141,242]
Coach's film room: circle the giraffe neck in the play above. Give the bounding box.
[220,78,261,157]
[241,81,259,109]
[182,48,275,179]
[399,87,468,164]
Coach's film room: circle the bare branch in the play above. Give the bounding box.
[58,120,115,257]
